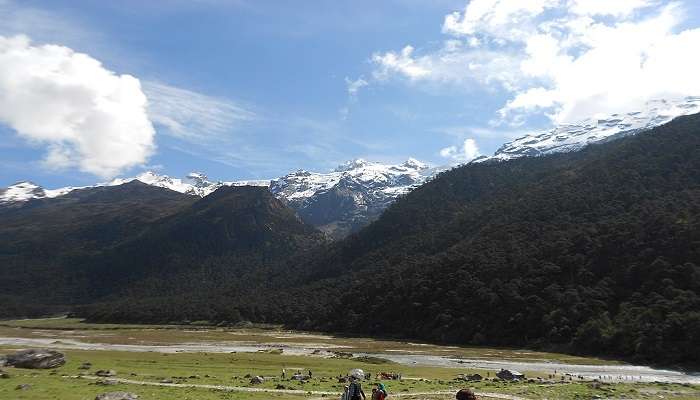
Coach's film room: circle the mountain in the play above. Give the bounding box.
[477,96,700,163]
[269,158,439,238]
[0,159,438,239]
[251,112,698,366]
[0,181,197,316]
[0,183,323,319]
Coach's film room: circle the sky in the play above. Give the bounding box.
[1,0,700,188]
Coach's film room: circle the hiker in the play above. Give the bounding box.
[309,369,313,378]
[375,383,388,400]
[282,368,286,379]
[340,385,350,400]
[456,388,478,400]
[348,376,366,400]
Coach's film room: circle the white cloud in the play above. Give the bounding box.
[143,81,256,142]
[345,76,368,96]
[0,34,155,178]
[372,45,431,81]
[440,138,481,163]
[371,0,700,125]
[568,0,654,17]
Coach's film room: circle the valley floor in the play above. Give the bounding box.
[0,318,698,400]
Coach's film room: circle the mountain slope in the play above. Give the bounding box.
[233,113,700,365]
[0,181,197,316]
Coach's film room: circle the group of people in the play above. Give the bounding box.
[341,377,388,400]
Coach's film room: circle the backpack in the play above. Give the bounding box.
[348,382,362,400]
[377,389,387,400]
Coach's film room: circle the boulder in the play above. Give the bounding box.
[95,370,117,377]
[4,349,66,369]
[95,392,139,400]
[496,369,524,381]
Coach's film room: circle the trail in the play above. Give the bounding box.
[71,375,528,399]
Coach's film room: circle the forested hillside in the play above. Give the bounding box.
[4,113,699,366]
[86,113,700,366]
[275,113,700,366]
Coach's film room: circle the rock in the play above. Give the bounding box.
[496,369,525,381]
[95,392,139,400]
[275,384,286,389]
[0,372,9,379]
[79,363,92,370]
[15,384,31,390]
[4,349,66,369]
[95,370,117,377]
[250,376,264,384]
[96,379,118,386]
[160,379,174,384]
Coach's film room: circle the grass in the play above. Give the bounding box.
[1,318,699,399]
[0,317,617,366]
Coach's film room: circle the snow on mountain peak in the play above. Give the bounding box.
[478,96,700,163]
[334,158,369,172]
[0,181,46,202]
[401,157,428,170]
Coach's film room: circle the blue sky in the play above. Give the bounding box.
[1,0,700,188]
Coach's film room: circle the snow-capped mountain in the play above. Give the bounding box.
[0,159,438,238]
[476,96,700,163]
[270,158,439,237]
[0,172,269,204]
[3,96,700,236]
[109,171,269,197]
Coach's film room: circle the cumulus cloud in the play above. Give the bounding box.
[371,0,700,125]
[0,34,155,178]
[143,81,256,142]
[440,138,481,163]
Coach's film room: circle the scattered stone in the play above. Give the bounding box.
[250,376,265,384]
[188,375,199,379]
[244,374,252,378]
[95,391,139,400]
[160,379,174,384]
[15,384,31,390]
[496,369,525,381]
[95,379,119,386]
[457,373,482,382]
[79,363,92,370]
[95,370,117,377]
[291,374,310,381]
[4,349,66,369]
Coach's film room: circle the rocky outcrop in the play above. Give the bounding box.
[95,392,139,400]
[4,349,65,369]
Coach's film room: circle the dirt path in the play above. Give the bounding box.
[71,375,528,400]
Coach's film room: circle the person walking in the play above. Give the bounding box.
[375,383,388,400]
[347,376,366,400]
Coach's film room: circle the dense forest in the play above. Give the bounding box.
[2,114,700,367]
